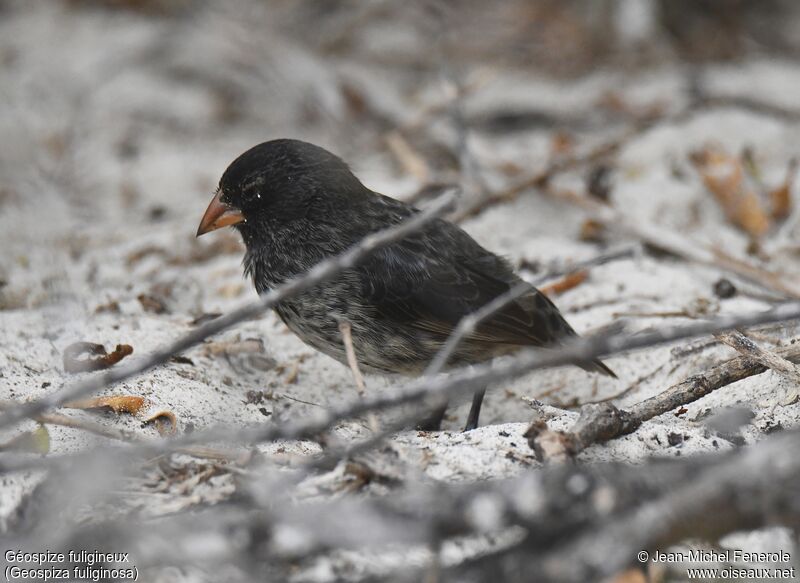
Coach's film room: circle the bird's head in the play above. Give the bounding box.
[196,139,364,239]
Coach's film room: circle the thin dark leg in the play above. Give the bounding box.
[416,401,448,431]
[463,386,487,431]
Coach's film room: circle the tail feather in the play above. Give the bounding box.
[580,358,617,378]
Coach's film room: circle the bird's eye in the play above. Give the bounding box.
[240,175,266,205]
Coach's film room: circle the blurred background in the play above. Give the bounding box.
[3,1,800,581]
[4,0,800,240]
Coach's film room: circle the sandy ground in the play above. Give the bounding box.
[1,2,800,579]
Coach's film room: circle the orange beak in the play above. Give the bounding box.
[196,190,245,237]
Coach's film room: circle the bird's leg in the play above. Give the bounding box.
[416,401,448,431]
[338,320,379,432]
[463,386,487,431]
[338,320,367,397]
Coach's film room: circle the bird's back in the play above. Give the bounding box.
[251,191,611,376]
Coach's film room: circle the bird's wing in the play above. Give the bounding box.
[358,228,573,348]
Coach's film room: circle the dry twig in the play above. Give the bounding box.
[714,330,800,386]
[12,298,800,470]
[22,427,800,583]
[527,339,800,462]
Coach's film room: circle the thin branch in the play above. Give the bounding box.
[23,298,800,468]
[714,330,800,385]
[451,126,637,223]
[0,400,245,463]
[30,428,800,583]
[450,429,800,582]
[533,429,800,583]
[527,338,800,462]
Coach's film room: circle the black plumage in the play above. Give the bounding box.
[197,139,615,430]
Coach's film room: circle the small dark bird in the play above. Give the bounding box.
[197,139,615,431]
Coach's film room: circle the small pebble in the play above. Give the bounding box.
[713,278,737,299]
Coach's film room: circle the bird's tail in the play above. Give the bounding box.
[580,358,617,378]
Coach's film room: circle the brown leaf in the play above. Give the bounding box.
[578,218,606,243]
[284,360,300,385]
[137,293,167,314]
[736,194,771,237]
[62,342,134,373]
[66,395,146,415]
[690,145,770,238]
[770,158,797,222]
[540,270,588,297]
[144,410,177,436]
[94,300,120,314]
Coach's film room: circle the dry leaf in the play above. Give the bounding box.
[540,270,588,297]
[690,145,770,238]
[94,300,120,314]
[66,395,146,415]
[137,293,167,314]
[144,410,177,435]
[284,360,300,384]
[62,342,134,374]
[578,218,606,243]
[0,426,50,454]
[769,158,797,221]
